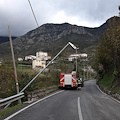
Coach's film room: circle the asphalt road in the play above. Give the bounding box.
[5,80,120,120]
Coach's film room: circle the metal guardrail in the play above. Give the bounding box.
[0,93,24,107]
[27,87,58,102]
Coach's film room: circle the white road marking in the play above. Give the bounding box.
[78,97,83,120]
[97,85,120,104]
[97,85,107,96]
[4,90,64,120]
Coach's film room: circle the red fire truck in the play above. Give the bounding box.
[60,71,78,89]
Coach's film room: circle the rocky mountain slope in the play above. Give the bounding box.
[0,16,113,59]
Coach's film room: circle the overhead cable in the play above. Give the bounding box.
[27,0,39,27]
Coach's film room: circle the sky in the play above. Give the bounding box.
[0,0,120,36]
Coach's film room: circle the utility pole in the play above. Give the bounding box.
[76,48,79,73]
[8,26,21,103]
[83,66,85,81]
[87,65,88,80]
[76,48,77,73]
[89,67,91,80]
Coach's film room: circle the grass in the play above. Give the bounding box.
[0,103,26,119]
[17,66,31,70]
[99,72,120,95]
[99,73,115,90]
[111,87,120,94]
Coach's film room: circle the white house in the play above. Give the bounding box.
[68,53,88,61]
[25,55,36,61]
[32,51,51,69]
[18,58,23,61]
[36,51,48,61]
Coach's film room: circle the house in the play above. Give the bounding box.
[25,55,36,61]
[32,51,51,69]
[36,51,48,60]
[68,53,88,61]
[32,58,46,69]
[47,56,51,60]
[18,58,23,61]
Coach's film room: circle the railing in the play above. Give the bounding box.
[0,93,24,107]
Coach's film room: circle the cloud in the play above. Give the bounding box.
[0,0,119,36]
[52,0,119,25]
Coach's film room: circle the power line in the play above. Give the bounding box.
[27,0,39,27]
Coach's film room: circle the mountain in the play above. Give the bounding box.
[0,36,16,44]
[0,17,116,59]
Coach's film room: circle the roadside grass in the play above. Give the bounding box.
[111,87,120,94]
[17,66,31,70]
[99,73,120,95]
[0,103,26,119]
[99,73,115,90]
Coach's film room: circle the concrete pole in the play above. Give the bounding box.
[8,26,21,103]
[76,49,77,73]
[90,68,91,80]
[83,66,85,81]
[87,65,88,80]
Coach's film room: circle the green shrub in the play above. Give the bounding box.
[0,66,16,98]
[0,66,60,99]
[99,72,115,90]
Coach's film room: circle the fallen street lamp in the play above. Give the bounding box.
[20,42,78,93]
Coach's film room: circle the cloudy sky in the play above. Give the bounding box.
[0,0,120,36]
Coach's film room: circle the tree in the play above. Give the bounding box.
[95,16,120,82]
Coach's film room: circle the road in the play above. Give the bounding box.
[5,80,120,120]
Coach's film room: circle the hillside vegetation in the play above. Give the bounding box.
[94,16,120,94]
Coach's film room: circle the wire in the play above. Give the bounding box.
[27,0,39,27]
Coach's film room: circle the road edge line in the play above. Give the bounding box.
[78,97,83,120]
[97,85,120,104]
[4,90,64,120]
[97,85,107,96]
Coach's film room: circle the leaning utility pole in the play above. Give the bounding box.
[8,26,21,103]
[20,42,77,93]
